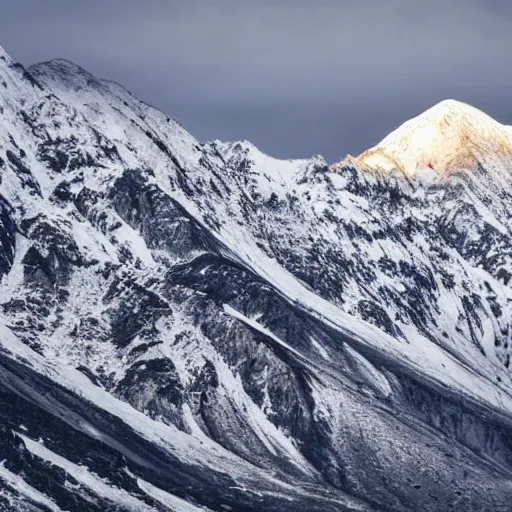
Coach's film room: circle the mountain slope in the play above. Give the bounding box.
[0,45,511,511]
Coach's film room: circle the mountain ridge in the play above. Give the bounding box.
[0,45,512,511]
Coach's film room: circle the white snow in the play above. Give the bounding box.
[0,462,64,512]
[135,474,211,512]
[350,99,512,176]
[223,304,306,361]
[19,433,158,511]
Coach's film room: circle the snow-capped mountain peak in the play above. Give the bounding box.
[2,45,512,512]
[337,99,512,176]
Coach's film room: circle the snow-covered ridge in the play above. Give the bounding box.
[1,44,512,512]
[335,99,512,176]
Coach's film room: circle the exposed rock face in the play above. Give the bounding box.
[0,46,512,511]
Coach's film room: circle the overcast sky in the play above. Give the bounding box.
[1,0,511,162]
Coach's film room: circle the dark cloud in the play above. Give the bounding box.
[1,1,512,161]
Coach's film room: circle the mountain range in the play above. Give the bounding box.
[0,44,512,511]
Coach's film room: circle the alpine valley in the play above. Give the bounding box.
[0,45,512,512]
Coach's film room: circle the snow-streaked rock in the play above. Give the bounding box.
[0,45,511,512]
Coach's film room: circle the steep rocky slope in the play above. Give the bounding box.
[0,45,512,511]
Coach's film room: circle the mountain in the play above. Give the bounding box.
[0,44,511,511]
[350,99,512,176]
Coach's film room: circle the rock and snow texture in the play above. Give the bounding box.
[0,45,512,511]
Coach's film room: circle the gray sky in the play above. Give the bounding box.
[1,0,512,162]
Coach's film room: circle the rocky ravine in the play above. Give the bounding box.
[0,45,512,511]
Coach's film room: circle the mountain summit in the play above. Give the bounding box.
[339,99,512,176]
[1,46,512,512]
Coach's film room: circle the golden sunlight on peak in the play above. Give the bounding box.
[332,100,512,176]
